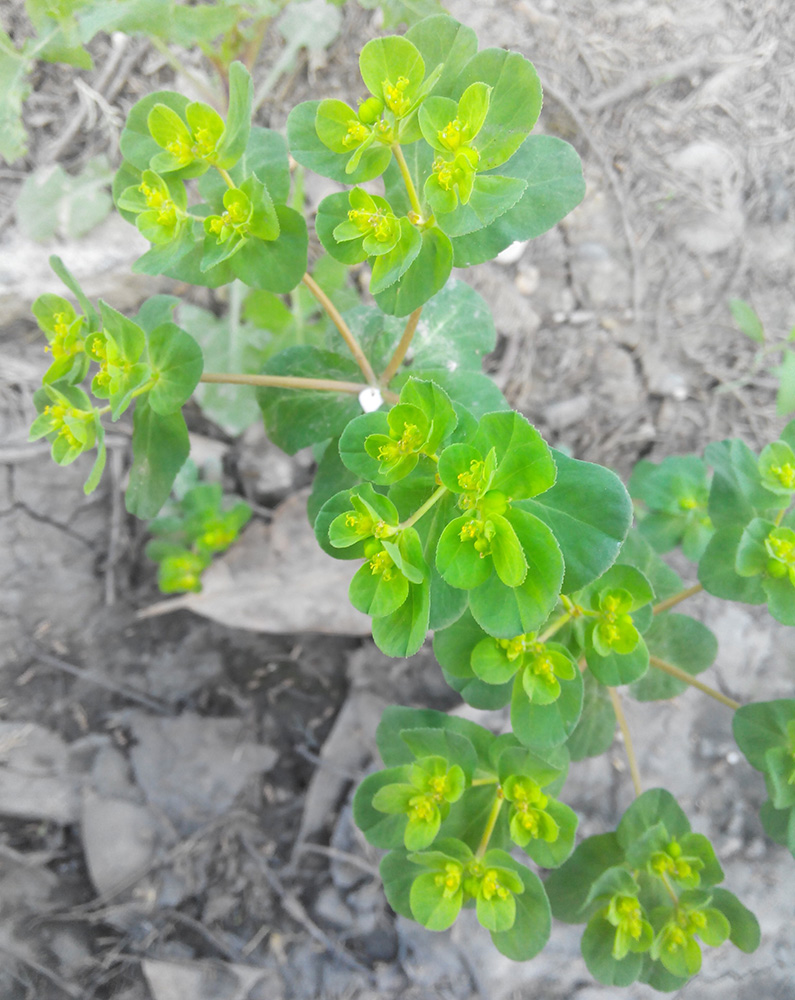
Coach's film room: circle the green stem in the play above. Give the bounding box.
[476,790,504,859]
[470,777,499,787]
[774,506,788,527]
[391,144,423,218]
[400,484,448,530]
[652,583,703,615]
[538,612,572,644]
[301,273,377,385]
[381,306,423,386]
[648,655,741,710]
[660,871,680,907]
[608,687,642,797]
[199,372,370,394]
[217,166,236,189]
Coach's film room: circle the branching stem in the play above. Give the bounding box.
[391,143,423,218]
[538,612,572,643]
[301,273,377,385]
[217,166,236,189]
[200,372,369,394]
[400,484,448,529]
[608,687,642,797]
[652,583,703,615]
[475,790,504,859]
[381,306,422,386]
[648,655,741,710]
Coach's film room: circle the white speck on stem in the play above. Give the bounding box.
[359,387,383,412]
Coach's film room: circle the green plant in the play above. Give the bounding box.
[27,11,795,990]
[146,479,252,592]
[726,297,795,418]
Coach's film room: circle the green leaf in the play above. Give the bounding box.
[709,888,760,953]
[396,368,509,421]
[773,350,795,416]
[373,226,453,318]
[618,529,683,603]
[729,298,765,344]
[566,675,616,762]
[230,205,307,292]
[698,526,766,603]
[146,322,203,415]
[380,849,415,919]
[706,437,783,528]
[214,61,252,169]
[98,301,146,362]
[360,0,446,29]
[449,136,585,267]
[349,558,409,617]
[405,15,478,98]
[732,699,795,772]
[376,705,495,772]
[372,580,430,657]
[518,798,578,869]
[370,218,424,295]
[630,614,717,701]
[120,90,192,173]
[410,870,463,930]
[587,636,649,687]
[287,100,391,184]
[436,175,527,237]
[433,608,488,680]
[488,856,551,961]
[511,664,583,750]
[582,915,644,986]
[451,48,541,169]
[47,255,99,330]
[473,411,557,500]
[359,35,425,106]
[545,832,625,923]
[520,450,631,593]
[469,508,564,637]
[616,788,690,850]
[125,398,189,519]
[257,346,362,453]
[759,799,795,855]
[353,766,414,848]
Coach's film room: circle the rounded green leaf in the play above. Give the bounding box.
[230,205,307,292]
[473,410,556,500]
[449,135,585,267]
[359,35,425,107]
[287,100,391,184]
[146,322,203,415]
[372,580,431,657]
[354,766,414,848]
[350,558,409,617]
[410,870,463,931]
[469,508,563,637]
[453,48,542,170]
[511,666,584,750]
[582,915,644,986]
[373,226,453,317]
[488,855,551,961]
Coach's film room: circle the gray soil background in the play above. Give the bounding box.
[1,0,794,997]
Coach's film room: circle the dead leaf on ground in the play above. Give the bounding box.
[137,491,371,636]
